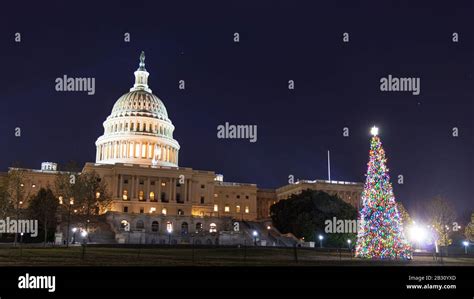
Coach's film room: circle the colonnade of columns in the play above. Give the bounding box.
[97,141,178,164]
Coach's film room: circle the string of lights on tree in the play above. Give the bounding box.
[355,127,412,259]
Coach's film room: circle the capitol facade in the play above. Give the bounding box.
[5,52,363,245]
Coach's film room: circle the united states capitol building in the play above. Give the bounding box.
[5,52,363,245]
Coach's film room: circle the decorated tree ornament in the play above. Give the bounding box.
[355,127,412,259]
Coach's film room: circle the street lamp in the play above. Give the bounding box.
[318,235,324,248]
[463,241,469,254]
[167,224,173,245]
[252,230,258,246]
[408,223,428,251]
[347,239,352,250]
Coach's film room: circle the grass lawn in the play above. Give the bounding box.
[0,246,472,266]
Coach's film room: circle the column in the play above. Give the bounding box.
[131,176,136,201]
[118,174,123,198]
[158,178,162,201]
[145,177,150,201]
[184,179,188,202]
[188,179,193,203]
[173,178,177,202]
[169,178,173,202]
[134,176,139,200]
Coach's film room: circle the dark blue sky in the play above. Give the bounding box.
[1,1,472,220]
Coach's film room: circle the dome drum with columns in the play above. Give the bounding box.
[95,51,180,167]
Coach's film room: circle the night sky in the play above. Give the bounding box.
[1,1,472,220]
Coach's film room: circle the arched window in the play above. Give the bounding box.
[136,220,144,230]
[181,222,189,235]
[209,223,217,233]
[196,223,203,232]
[166,221,173,233]
[151,221,159,232]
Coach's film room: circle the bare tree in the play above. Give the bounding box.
[28,188,59,246]
[4,169,33,246]
[465,212,474,242]
[55,171,111,234]
[427,196,456,253]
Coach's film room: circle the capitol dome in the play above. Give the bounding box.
[95,51,180,167]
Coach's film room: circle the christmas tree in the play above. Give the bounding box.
[355,127,412,259]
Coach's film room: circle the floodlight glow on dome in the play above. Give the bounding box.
[95,52,180,167]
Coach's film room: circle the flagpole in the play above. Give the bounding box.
[327,150,331,181]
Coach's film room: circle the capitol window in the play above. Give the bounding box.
[136,220,144,230]
[149,192,155,201]
[224,205,230,213]
[196,223,203,232]
[138,191,144,201]
[213,204,218,212]
[236,205,241,213]
[122,190,128,200]
[245,206,249,213]
[135,143,140,158]
[162,208,167,215]
[209,223,217,233]
[151,221,159,232]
